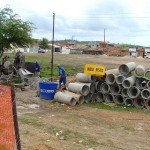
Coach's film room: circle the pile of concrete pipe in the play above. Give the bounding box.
[54,62,150,109]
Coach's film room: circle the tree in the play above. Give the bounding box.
[0,6,35,57]
[39,38,49,49]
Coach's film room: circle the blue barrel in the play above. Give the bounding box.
[39,82,58,100]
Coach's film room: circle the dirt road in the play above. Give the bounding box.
[15,54,150,150]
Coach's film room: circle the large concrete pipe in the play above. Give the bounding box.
[134,65,145,77]
[119,62,137,76]
[95,92,105,102]
[124,98,133,106]
[64,90,84,104]
[122,76,136,88]
[114,95,124,105]
[116,75,126,85]
[110,84,122,95]
[145,99,150,109]
[147,81,150,90]
[133,97,145,109]
[135,78,147,89]
[68,83,89,96]
[76,73,92,83]
[84,93,91,103]
[105,93,115,103]
[121,88,128,97]
[106,74,116,85]
[91,75,97,82]
[54,92,76,106]
[141,89,150,99]
[78,82,95,93]
[106,68,119,75]
[127,86,140,98]
[100,82,110,94]
[95,81,103,91]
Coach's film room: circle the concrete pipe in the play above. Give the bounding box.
[78,82,95,94]
[145,99,150,109]
[119,62,137,76]
[114,95,124,105]
[95,92,105,102]
[122,76,136,88]
[134,65,145,77]
[54,92,76,106]
[124,98,133,106]
[147,81,150,90]
[95,81,103,92]
[135,78,147,89]
[100,82,110,94]
[110,84,122,95]
[133,97,145,109]
[91,75,97,82]
[84,93,91,103]
[105,93,115,103]
[141,89,150,99]
[64,90,84,105]
[144,70,150,79]
[127,86,141,98]
[90,93,97,102]
[106,74,116,85]
[76,73,92,83]
[106,68,119,75]
[68,83,89,96]
[116,75,126,85]
[121,88,128,97]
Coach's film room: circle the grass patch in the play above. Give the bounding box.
[84,102,140,112]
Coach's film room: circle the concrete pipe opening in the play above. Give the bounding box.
[78,96,84,105]
[144,70,150,79]
[82,85,90,96]
[105,94,114,103]
[110,84,121,95]
[136,78,147,89]
[115,95,124,105]
[127,86,140,98]
[91,75,97,82]
[133,97,145,109]
[84,93,91,103]
[106,74,116,85]
[145,99,150,109]
[116,75,125,84]
[121,88,128,97]
[122,80,130,88]
[100,82,110,94]
[95,81,103,92]
[141,89,150,99]
[119,62,137,76]
[96,92,105,102]
[90,93,96,102]
[147,81,150,89]
[124,98,133,106]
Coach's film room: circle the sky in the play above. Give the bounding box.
[1,0,150,46]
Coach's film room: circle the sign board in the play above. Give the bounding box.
[84,64,106,76]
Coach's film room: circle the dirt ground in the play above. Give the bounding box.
[15,55,150,150]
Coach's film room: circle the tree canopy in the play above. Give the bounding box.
[0,6,35,56]
[39,38,49,49]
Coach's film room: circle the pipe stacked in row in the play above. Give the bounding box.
[55,62,150,109]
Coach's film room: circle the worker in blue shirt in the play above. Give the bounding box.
[57,64,66,90]
[35,61,40,76]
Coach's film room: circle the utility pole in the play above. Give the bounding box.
[103,28,105,52]
[51,13,55,82]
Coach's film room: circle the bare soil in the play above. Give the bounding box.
[16,54,150,150]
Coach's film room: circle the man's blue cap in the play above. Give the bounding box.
[57,64,60,67]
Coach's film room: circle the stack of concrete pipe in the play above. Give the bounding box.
[55,62,150,109]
